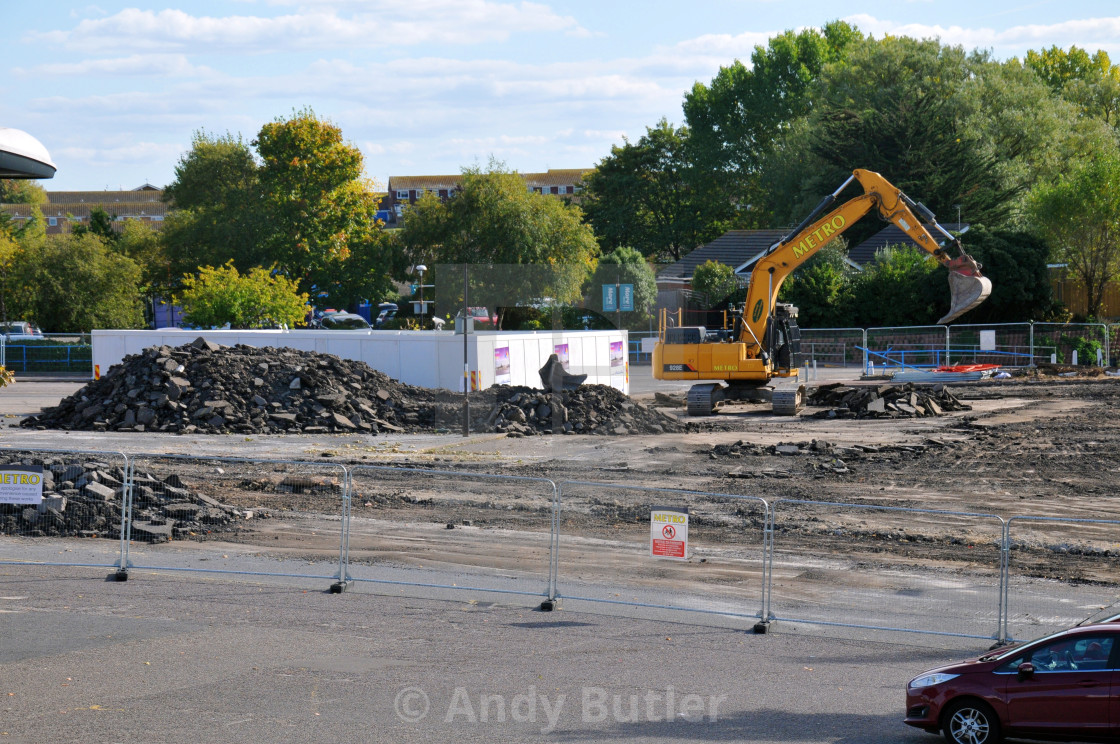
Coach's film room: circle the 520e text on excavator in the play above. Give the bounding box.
[653,169,993,416]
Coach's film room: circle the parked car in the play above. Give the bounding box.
[317,312,371,330]
[905,622,1120,743]
[374,302,398,328]
[0,321,44,341]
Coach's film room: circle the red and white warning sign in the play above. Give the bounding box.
[650,506,688,560]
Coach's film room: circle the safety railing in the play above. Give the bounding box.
[554,482,768,622]
[1004,516,1120,642]
[769,500,1006,640]
[347,465,559,603]
[5,446,1120,644]
[0,447,131,574]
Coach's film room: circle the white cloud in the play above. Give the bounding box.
[32,2,587,53]
[842,14,1120,56]
[15,54,216,78]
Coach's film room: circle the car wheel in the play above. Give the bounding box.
[943,700,1001,744]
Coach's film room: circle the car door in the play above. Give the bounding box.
[1002,634,1114,738]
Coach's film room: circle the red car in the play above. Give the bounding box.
[906,623,1120,743]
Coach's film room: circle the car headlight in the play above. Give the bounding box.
[909,672,959,689]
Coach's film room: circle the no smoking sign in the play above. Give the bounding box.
[650,506,688,560]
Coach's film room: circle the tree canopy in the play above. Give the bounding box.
[162,111,397,310]
[1029,151,1120,318]
[177,262,310,329]
[398,162,599,328]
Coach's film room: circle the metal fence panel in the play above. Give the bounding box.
[769,500,1005,639]
[1031,323,1109,366]
[122,454,349,585]
[796,328,866,368]
[555,481,768,622]
[0,448,130,571]
[347,466,557,601]
[865,326,949,370]
[2,337,92,375]
[1005,516,1120,642]
[947,323,1033,368]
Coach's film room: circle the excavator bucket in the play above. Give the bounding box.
[938,268,992,324]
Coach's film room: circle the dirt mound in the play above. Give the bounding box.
[807,382,970,418]
[488,385,685,436]
[20,338,681,436]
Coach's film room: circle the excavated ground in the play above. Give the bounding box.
[6,363,1120,595]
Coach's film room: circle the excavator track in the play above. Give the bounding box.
[686,383,725,416]
[771,384,804,416]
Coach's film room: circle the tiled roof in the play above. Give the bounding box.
[389,169,593,191]
[388,175,461,190]
[658,230,786,280]
[45,189,164,205]
[849,223,968,266]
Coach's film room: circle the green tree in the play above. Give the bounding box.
[254,108,396,307]
[848,246,942,327]
[162,115,399,309]
[177,261,309,329]
[71,206,118,244]
[398,162,599,329]
[690,260,740,308]
[1025,45,1120,131]
[581,120,730,262]
[950,226,1053,322]
[799,38,1023,232]
[683,22,864,225]
[0,179,47,205]
[15,231,144,332]
[778,242,855,327]
[161,130,268,278]
[588,246,658,325]
[1029,152,1120,318]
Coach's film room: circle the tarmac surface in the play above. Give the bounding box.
[0,562,968,744]
[0,370,982,744]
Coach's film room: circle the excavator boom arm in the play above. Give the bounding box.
[740,169,990,353]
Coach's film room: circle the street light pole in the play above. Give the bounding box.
[462,263,470,437]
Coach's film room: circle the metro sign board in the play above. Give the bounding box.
[650,506,688,560]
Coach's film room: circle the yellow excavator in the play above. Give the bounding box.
[653,169,993,415]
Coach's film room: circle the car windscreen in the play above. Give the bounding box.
[323,316,369,329]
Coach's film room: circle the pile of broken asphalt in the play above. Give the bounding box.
[20,337,687,437]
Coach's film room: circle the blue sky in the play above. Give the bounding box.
[3,1,1119,191]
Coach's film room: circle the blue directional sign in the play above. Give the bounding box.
[602,284,617,312]
[619,283,634,312]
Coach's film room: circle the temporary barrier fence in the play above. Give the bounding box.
[121,453,350,587]
[554,481,769,625]
[6,445,1120,643]
[347,465,559,603]
[0,447,131,574]
[1003,516,1120,642]
[797,328,865,368]
[1030,323,1109,366]
[768,500,1006,640]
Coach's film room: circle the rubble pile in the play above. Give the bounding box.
[21,338,682,437]
[807,382,971,419]
[488,385,686,436]
[0,456,244,542]
[21,338,439,435]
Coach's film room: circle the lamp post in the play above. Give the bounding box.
[416,264,427,326]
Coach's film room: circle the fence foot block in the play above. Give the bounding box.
[752,620,774,634]
[110,569,129,582]
[539,598,561,612]
[329,579,353,594]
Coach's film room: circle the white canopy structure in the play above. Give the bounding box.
[0,127,56,179]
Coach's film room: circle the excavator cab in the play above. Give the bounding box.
[766,303,801,371]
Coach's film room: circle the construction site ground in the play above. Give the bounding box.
[4,366,1120,623]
